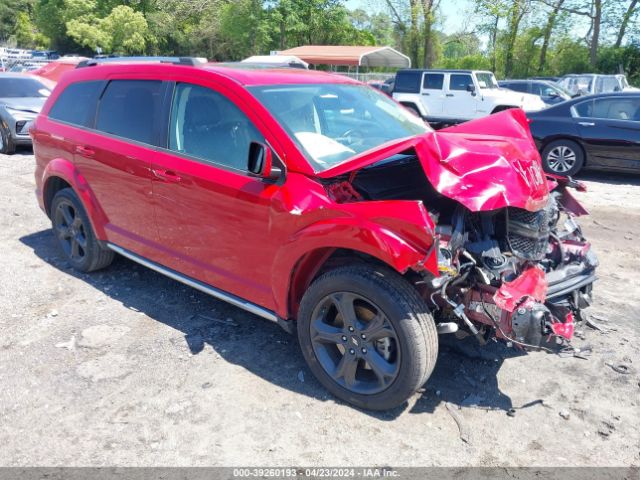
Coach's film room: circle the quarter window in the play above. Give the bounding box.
[48,81,104,127]
[168,83,263,171]
[449,74,473,91]
[95,80,164,145]
[422,73,444,90]
[572,100,593,118]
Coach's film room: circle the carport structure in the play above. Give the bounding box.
[279,45,411,69]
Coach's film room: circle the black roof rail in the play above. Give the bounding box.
[76,56,207,69]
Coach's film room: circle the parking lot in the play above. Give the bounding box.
[1,149,638,467]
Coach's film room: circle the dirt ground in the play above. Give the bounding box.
[1,149,639,467]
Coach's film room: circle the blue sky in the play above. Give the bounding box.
[345,0,476,35]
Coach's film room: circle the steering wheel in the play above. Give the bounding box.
[338,128,365,146]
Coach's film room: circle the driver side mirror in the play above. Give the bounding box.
[466,83,476,96]
[248,142,283,182]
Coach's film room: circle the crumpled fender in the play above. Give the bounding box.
[270,200,438,318]
[318,109,549,213]
[41,157,108,240]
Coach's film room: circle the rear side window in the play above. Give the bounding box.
[505,82,528,93]
[422,73,444,90]
[96,80,164,145]
[48,81,104,127]
[394,71,422,93]
[449,74,473,91]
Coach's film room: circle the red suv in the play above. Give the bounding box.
[32,58,597,410]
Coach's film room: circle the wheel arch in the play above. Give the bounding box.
[273,224,435,320]
[399,101,426,118]
[491,105,518,114]
[41,159,108,239]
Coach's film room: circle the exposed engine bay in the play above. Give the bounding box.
[324,151,598,351]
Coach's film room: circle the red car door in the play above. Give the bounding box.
[74,79,167,257]
[149,81,283,310]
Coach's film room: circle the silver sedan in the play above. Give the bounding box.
[0,73,50,154]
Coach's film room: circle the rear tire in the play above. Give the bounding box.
[0,124,16,154]
[51,188,114,272]
[541,139,584,177]
[297,265,438,410]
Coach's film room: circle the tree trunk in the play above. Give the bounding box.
[409,0,420,67]
[491,13,499,72]
[504,0,526,78]
[421,0,434,68]
[615,0,638,48]
[537,0,565,74]
[589,0,601,67]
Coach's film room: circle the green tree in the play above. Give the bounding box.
[66,4,149,53]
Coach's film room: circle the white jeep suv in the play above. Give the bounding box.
[392,69,546,125]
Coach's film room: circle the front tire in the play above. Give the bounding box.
[541,139,584,177]
[297,265,438,410]
[0,124,16,154]
[51,188,114,272]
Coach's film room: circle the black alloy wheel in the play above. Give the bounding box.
[54,198,88,263]
[298,265,438,410]
[309,291,400,394]
[50,188,114,272]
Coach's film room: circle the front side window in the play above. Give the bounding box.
[422,73,444,90]
[449,74,473,91]
[96,80,163,145]
[250,84,430,171]
[49,81,103,127]
[168,83,263,171]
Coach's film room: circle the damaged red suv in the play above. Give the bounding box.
[32,58,597,410]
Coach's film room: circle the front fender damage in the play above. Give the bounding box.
[319,108,596,351]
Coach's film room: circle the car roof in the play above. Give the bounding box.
[68,59,360,87]
[547,91,640,109]
[397,69,483,74]
[500,79,554,84]
[0,72,45,80]
[560,73,622,78]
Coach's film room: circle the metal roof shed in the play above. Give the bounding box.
[278,45,411,68]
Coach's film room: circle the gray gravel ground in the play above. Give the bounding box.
[1,149,639,467]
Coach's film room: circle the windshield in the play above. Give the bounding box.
[0,77,50,98]
[551,83,571,97]
[557,76,593,96]
[249,84,430,171]
[476,72,499,89]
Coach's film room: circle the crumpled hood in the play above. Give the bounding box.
[0,97,46,114]
[318,108,549,212]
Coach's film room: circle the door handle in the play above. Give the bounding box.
[446,93,454,97]
[578,121,595,126]
[75,145,95,157]
[422,92,430,96]
[152,168,182,183]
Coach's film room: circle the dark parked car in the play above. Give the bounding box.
[499,79,571,105]
[528,92,640,176]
